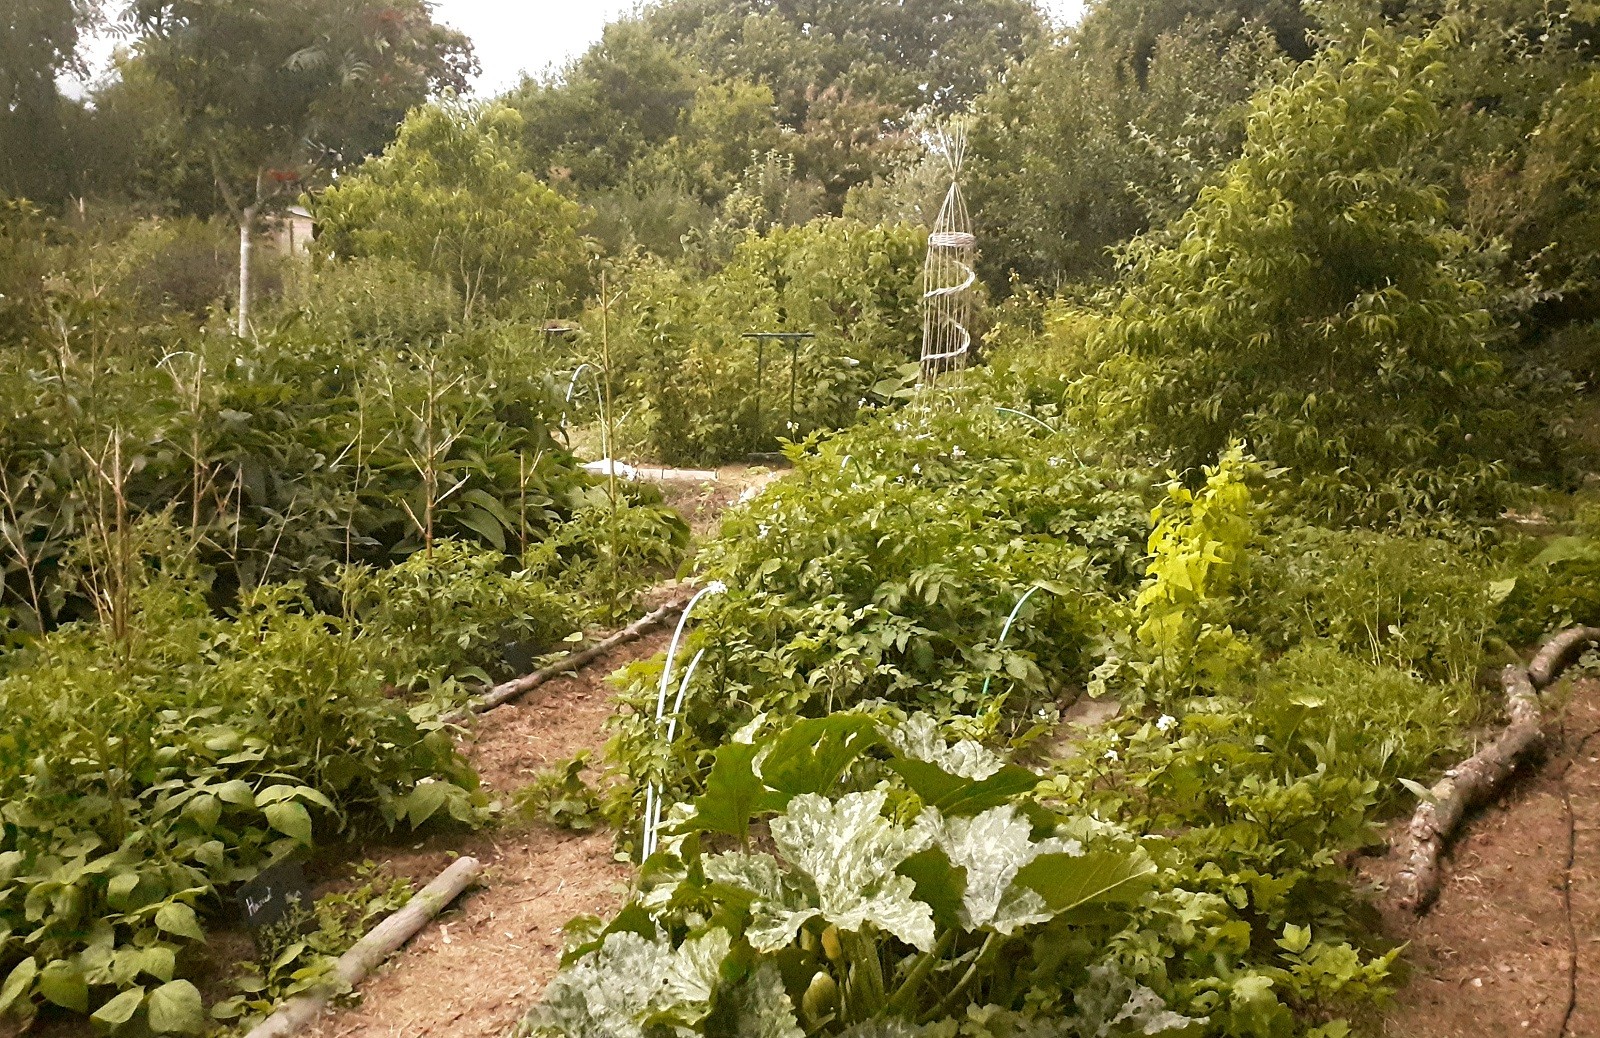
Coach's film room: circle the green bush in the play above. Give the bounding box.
[1498,501,1600,643]
[0,312,640,630]
[282,255,462,347]
[314,101,590,322]
[0,560,485,1030]
[596,217,927,464]
[1064,28,1532,527]
[1239,524,1509,684]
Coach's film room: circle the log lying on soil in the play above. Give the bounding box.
[242,855,482,1038]
[444,592,693,723]
[1529,626,1600,689]
[1396,627,1600,913]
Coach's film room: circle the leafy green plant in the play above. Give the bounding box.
[512,753,605,832]
[1239,522,1510,683]
[529,710,1402,1037]
[212,863,416,1032]
[1093,444,1266,702]
[607,398,1153,817]
[0,558,486,1031]
[594,218,927,465]
[520,715,1181,1038]
[1062,27,1534,527]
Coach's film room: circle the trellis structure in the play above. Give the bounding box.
[919,123,977,382]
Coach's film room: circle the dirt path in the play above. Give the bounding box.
[296,463,781,1037]
[301,629,669,1038]
[1379,677,1600,1038]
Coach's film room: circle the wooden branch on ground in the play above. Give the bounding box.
[443,592,693,724]
[1396,626,1600,913]
[242,855,483,1038]
[1529,626,1600,689]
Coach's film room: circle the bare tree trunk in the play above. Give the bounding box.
[237,204,256,338]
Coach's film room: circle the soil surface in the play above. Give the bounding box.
[647,463,786,539]
[299,629,671,1038]
[1377,676,1600,1038]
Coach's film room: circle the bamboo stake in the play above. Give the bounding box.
[241,856,482,1038]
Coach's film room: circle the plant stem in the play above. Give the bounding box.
[882,929,956,1018]
[922,930,998,1024]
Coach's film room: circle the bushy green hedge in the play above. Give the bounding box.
[594,217,927,464]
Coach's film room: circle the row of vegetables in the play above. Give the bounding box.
[521,376,1600,1037]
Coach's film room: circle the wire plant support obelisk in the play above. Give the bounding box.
[919,121,977,383]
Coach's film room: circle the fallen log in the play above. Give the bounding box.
[443,592,692,724]
[1396,626,1600,913]
[242,855,482,1038]
[1529,626,1600,690]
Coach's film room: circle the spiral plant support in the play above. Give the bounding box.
[919,122,977,383]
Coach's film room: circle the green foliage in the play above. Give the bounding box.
[126,0,473,212]
[1240,523,1509,683]
[1067,28,1529,525]
[1497,500,1600,642]
[0,562,485,1029]
[969,0,1293,289]
[282,256,462,348]
[212,862,415,1032]
[512,753,605,832]
[608,398,1153,819]
[314,101,590,321]
[599,218,927,464]
[0,281,665,628]
[341,539,572,687]
[509,0,1043,218]
[519,715,1187,1038]
[1113,444,1266,699]
[530,709,1403,1037]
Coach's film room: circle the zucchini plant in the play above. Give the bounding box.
[518,715,1192,1038]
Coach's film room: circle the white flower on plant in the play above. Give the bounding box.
[758,524,771,539]
[1103,749,1119,763]
[912,463,921,475]
[951,446,966,460]
[1048,456,1065,467]
[705,580,728,595]
[1156,714,1177,732]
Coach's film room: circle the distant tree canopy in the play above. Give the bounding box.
[126,0,474,216]
[315,102,590,321]
[966,0,1302,289]
[0,0,98,200]
[507,0,1045,220]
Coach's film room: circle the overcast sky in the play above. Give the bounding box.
[73,1,1089,99]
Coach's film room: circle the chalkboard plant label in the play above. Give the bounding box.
[237,860,316,941]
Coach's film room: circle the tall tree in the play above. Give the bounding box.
[127,0,473,334]
[314,102,590,321]
[0,0,98,201]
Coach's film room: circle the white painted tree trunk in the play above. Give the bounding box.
[237,206,256,338]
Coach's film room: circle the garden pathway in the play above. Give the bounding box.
[1379,677,1600,1038]
[295,463,782,1038]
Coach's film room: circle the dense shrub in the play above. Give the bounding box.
[0,312,687,632]
[1064,29,1532,526]
[1238,523,1509,684]
[281,255,462,347]
[0,558,486,1030]
[596,217,927,464]
[314,101,590,322]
